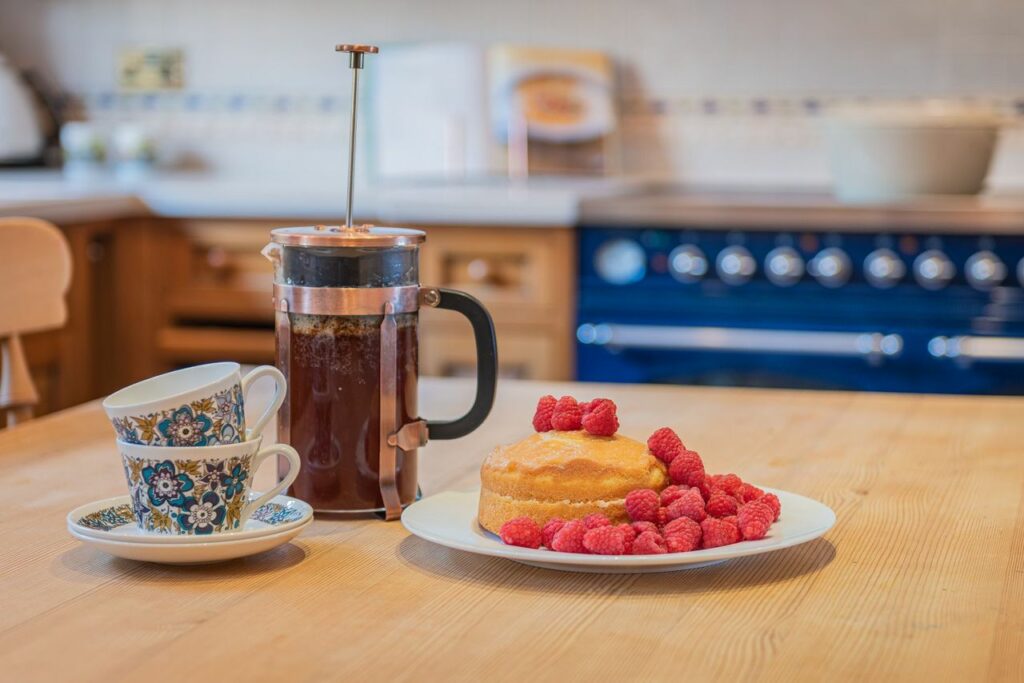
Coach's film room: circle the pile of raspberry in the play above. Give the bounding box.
[498,411,782,555]
[531,394,620,437]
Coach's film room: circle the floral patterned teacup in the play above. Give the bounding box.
[103,362,286,447]
[118,437,300,535]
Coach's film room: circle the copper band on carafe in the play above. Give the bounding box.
[273,283,420,316]
[271,283,427,519]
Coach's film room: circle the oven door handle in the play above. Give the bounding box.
[928,336,1024,362]
[577,323,904,358]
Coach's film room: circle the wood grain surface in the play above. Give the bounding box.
[1,378,1022,682]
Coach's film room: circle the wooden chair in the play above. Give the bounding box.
[0,217,72,426]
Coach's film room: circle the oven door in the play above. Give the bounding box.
[576,322,1024,394]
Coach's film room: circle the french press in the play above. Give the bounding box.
[262,44,498,520]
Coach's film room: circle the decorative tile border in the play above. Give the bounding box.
[73,91,1024,119]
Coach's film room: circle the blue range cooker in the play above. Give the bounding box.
[576,193,1024,394]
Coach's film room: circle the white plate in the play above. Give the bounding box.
[67,493,313,544]
[402,487,835,573]
[67,494,312,564]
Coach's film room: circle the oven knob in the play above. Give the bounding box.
[809,247,851,287]
[668,244,708,283]
[965,250,1006,290]
[715,246,756,285]
[594,238,646,285]
[913,249,955,290]
[764,247,804,286]
[864,248,906,288]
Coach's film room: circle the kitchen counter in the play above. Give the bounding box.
[582,187,1024,233]
[0,170,637,227]
[7,170,1024,233]
[3,377,1023,681]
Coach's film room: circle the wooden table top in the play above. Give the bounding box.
[2,378,1023,682]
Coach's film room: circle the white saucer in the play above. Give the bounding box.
[67,494,313,564]
[68,494,312,544]
[402,487,835,574]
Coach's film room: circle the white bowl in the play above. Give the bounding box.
[823,101,1002,203]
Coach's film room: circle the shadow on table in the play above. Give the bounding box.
[55,542,307,584]
[396,536,836,595]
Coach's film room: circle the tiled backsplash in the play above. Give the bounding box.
[68,89,1024,188]
[3,0,1024,187]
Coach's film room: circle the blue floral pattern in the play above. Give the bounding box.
[157,406,213,447]
[141,460,193,506]
[250,503,304,525]
[109,383,245,447]
[219,462,249,499]
[120,451,255,534]
[177,491,227,534]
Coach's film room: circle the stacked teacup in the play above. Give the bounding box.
[102,362,300,536]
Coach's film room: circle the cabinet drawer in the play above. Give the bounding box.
[417,226,574,326]
[157,326,274,365]
[420,319,570,381]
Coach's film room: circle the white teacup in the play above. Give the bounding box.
[118,437,300,535]
[103,362,286,447]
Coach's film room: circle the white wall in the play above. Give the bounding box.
[4,0,1024,96]
[2,0,1023,186]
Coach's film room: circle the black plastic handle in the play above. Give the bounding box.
[426,288,498,440]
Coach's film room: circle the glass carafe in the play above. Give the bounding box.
[263,225,497,519]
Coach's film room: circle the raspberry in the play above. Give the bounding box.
[581,398,613,416]
[737,483,765,503]
[550,520,587,553]
[701,517,741,549]
[647,427,684,464]
[663,517,702,552]
[659,485,688,507]
[631,521,659,536]
[655,506,670,527]
[722,515,738,526]
[666,488,706,523]
[582,400,619,436]
[541,518,566,548]
[550,396,583,431]
[706,492,738,518]
[582,513,612,529]
[632,531,667,555]
[583,526,627,555]
[618,523,637,542]
[668,450,705,487]
[499,516,542,549]
[737,501,774,540]
[531,395,557,432]
[697,475,715,501]
[761,493,781,521]
[624,489,660,523]
[713,473,743,496]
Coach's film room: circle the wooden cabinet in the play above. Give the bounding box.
[157,219,276,367]
[8,216,576,422]
[157,220,575,381]
[11,217,184,422]
[416,225,575,379]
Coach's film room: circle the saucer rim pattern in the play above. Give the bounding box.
[67,493,313,545]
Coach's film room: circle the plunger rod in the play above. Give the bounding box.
[335,44,379,228]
